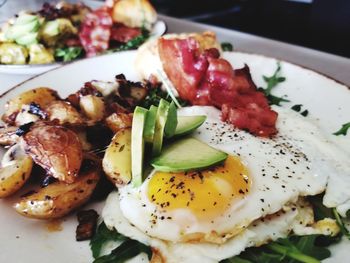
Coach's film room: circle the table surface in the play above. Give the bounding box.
[1,13,350,92]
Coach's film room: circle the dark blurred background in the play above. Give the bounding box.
[153,0,350,58]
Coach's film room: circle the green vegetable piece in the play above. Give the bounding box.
[174,115,207,137]
[14,14,38,25]
[93,239,151,263]
[15,32,38,46]
[144,105,158,143]
[90,222,126,259]
[54,47,83,62]
[6,20,40,40]
[333,208,350,240]
[131,106,148,187]
[164,101,177,138]
[333,122,350,136]
[152,99,170,156]
[259,62,289,106]
[42,20,60,37]
[151,137,228,172]
[221,42,233,51]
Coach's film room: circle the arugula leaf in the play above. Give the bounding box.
[140,86,188,108]
[333,122,350,136]
[93,239,152,263]
[259,62,289,106]
[90,222,126,259]
[54,47,83,62]
[307,194,334,221]
[333,208,350,240]
[225,235,336,263]
[221,42,234,51]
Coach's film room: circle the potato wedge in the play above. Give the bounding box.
[0,126,19,146]
[46,100,84,126]
[79,95,105,122]
[0,155,33,198]
[102,128,131,186]
[105,113,133,133]
[23,124,82,183]
[14,163,100,219]
[2,87,58,124]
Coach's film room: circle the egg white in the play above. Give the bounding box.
[115,106,350,243]
[103,105,350,262]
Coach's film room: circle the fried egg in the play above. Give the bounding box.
[103,105,350,262]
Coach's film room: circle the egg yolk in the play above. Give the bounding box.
[147,155,251,220]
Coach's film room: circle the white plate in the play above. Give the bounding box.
[0,20,167,76]
[0,51,349,263]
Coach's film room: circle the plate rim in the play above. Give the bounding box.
[1,50,348,100]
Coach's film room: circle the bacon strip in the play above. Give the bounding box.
[158,37,278,137]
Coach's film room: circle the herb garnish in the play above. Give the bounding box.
[90,222,151,262]
[54,47,83,62]
[90,222,126,259]
[258,62,289,106]
[221,42,234,51]
[333,208,350,240]
[140,86,188,108]
[333,122,350,136]
[223,235,339,263]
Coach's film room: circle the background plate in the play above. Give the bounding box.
[0,51,349,263]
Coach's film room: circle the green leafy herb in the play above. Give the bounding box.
[333,208,350,240]
[54,47,83,62]
[108,28,150,53]
[93,239,151,263]
[333,122,350,136]
[221,42,234,51]
[90,222,126,259]
[140,86,188,108]
[91,222,152,263]
[258,62,289,106]
[224,235,338,263]
[308,194,334,221]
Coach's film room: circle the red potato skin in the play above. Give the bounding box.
[23,124,83,183]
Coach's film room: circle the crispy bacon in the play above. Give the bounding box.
[79,7,113,57]
[158,37,278,137]
[110,23,142,43]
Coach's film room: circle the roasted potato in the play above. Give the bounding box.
[28,44,55,64]
[79,95,105,122]
[40,18,77,47]
[14,163,100,219]
[2,87,58,125]
[0,126,19,146]
[14,104,41,126]
[0,145,33,198]
[105,112,133,133]
[46,100,84,126]
[22,124,82,183]
[0,43,28,65]
[102,128,131,186]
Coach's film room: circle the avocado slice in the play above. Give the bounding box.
[15,32,38,46]
[151,137,228,172]
[6,20,40,40]
[144,105,158,143]
[14,14,38,25]
[41,20,60,37]
[164,101,177,138]
[152,99,170,156]
[131,106,148,187]
[174,115,207,137]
